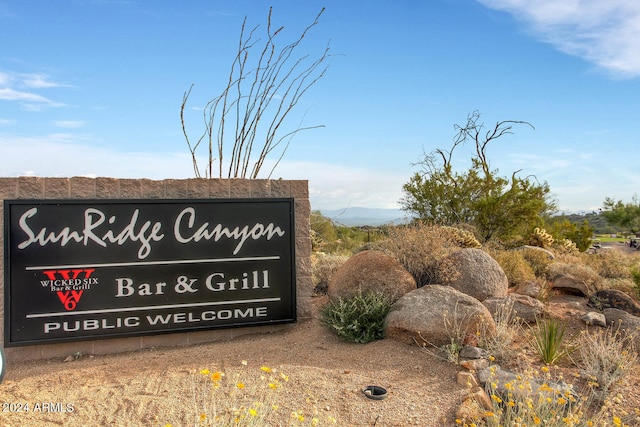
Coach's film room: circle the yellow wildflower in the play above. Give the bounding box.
[199,413,206,421]
[199,369,210,375]
[614,416,622,427]
[260,366,272,373]
[249,408,258,417]
[236,382,245,389]
[268,382,278,389]
[211,371,223,382]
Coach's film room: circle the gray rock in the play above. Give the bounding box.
[602,308,640,349]
[550,273,591,297]
[483,294,546,323]
[384,284,496,347]
[446,248,508,302]
[512,245,555,260]
[581,311,606,327]
[459,345,489,360]
[591,289,640,316]
[511,281,541,298]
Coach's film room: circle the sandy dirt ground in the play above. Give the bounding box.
[0,297,465,427]
[2,293,640,427]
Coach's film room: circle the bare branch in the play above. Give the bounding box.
[181,7,329,179]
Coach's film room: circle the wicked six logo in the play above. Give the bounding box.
[39,269,99,311]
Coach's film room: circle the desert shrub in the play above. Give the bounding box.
[478,298,523,363]
[489,249,536,286]
[632,265,640,297]
[601,278,638,298]
[378,222,463,287]
[583,250,634,280]
[321,292,392,343]
[575,326,638,402]
[546,262,603,291]
[480,365,638,427]
[311,253,348,294]
[180,363,338,426]
[521,247,553,278]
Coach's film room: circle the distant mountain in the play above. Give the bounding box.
[319,207,413,226]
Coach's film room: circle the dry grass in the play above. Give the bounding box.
[378,223,472,287]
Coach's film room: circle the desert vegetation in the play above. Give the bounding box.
[313,213,640,425]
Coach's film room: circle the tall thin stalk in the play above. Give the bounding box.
[180,7,330,179]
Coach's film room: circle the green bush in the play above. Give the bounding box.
[321,293,393,344]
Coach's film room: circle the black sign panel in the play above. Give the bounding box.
[3,199,296,346]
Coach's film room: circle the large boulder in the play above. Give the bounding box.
[550,273,591,297]
[591,289,640,316]
[483,294,546,323]
[384,285,496,347]
[446,248,508,302]
[511,281,542,299]
[602,308,640,349]
[327,250,416,302]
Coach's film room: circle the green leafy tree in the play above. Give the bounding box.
[311,210,337,251]
[401,111,556,242]
[602,196,640,234]
[545,217,594,252]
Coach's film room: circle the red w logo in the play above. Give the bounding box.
[56,290,84,311]
[42,269,95,311]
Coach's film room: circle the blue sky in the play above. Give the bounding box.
[1,1,639,213]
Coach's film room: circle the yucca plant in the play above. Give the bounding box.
[531,317,570,365]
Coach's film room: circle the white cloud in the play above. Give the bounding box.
[478,0,640,77]
[22,73,73,89]
[0,134,195,179]
[0,87,54,103]
[0,132,406,210]
[270,160,407,210]
[54,120,85,129]
[0,70,69,109]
